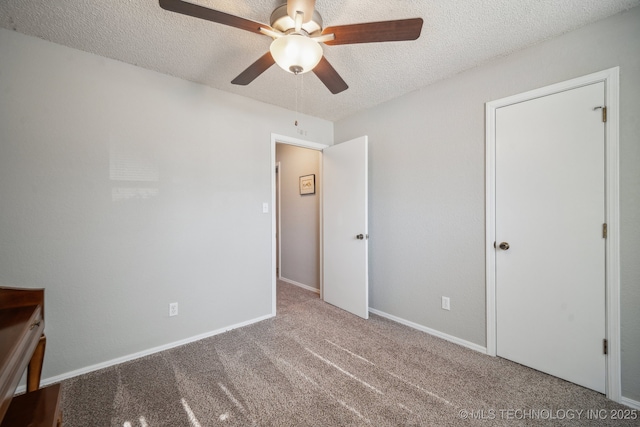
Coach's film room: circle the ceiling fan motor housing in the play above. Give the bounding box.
[270,4,323,35]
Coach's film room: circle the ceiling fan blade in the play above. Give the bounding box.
[287,0,316,23]
[313,56,348,94]
[159,0,270,35]
[322,18,423,45]
[231,52,276,86]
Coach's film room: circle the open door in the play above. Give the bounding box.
[323,136,368,319]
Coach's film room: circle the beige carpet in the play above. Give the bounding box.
[60,281,636,426]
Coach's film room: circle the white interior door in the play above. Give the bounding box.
[495,82,606,393]
[323,136,368,319]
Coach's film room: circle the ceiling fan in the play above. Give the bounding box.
[159,0,423,94]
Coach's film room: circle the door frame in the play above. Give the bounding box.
[275,161,281,281]
[270,133,328,315]
[485,67,620,401]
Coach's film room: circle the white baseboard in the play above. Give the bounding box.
[19,305,638,408]
[279,276,320,294]
[18,313,274,393]
[621,396,640,409]
[368,308,487,354]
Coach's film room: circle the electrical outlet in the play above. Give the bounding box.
[441,296,450,311]
[169,302,178,317]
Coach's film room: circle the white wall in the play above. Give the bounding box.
[0,28,333,381]
[335,7,640,402]
[276,144,321,290]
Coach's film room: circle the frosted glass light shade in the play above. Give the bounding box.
[270,34,323,74]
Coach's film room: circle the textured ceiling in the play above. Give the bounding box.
[1,0,638,121]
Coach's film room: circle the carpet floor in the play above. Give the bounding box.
[60,281,637,426]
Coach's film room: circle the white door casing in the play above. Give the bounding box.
[276,162,281,279]
[323,136,369,319]
[485,68,620,401]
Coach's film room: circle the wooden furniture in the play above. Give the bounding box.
[0,287,62,426]
[1,384,62,427]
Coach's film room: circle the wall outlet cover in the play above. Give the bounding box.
[169,302,178,317]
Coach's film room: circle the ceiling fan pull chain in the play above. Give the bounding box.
[295,73,304,127]
[295,72,299,126]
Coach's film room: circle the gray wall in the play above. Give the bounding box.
[335,7,640,402]
[0,28,333,381]
[276,144,321,289]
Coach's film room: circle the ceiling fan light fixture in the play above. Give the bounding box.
[270,34,323,75]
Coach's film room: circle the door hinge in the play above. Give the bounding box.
[603,338,608,355]
[603,223,608,238]
[594,106,607,123]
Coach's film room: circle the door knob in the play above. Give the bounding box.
[356,234,364,240]
[498,242,510,250]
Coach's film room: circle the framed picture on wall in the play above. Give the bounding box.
[299,174,315,195]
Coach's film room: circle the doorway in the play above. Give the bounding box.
[275,144,322,294]
[270,134,328,315]
[270,133,370,320]
[485,68,621,400]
